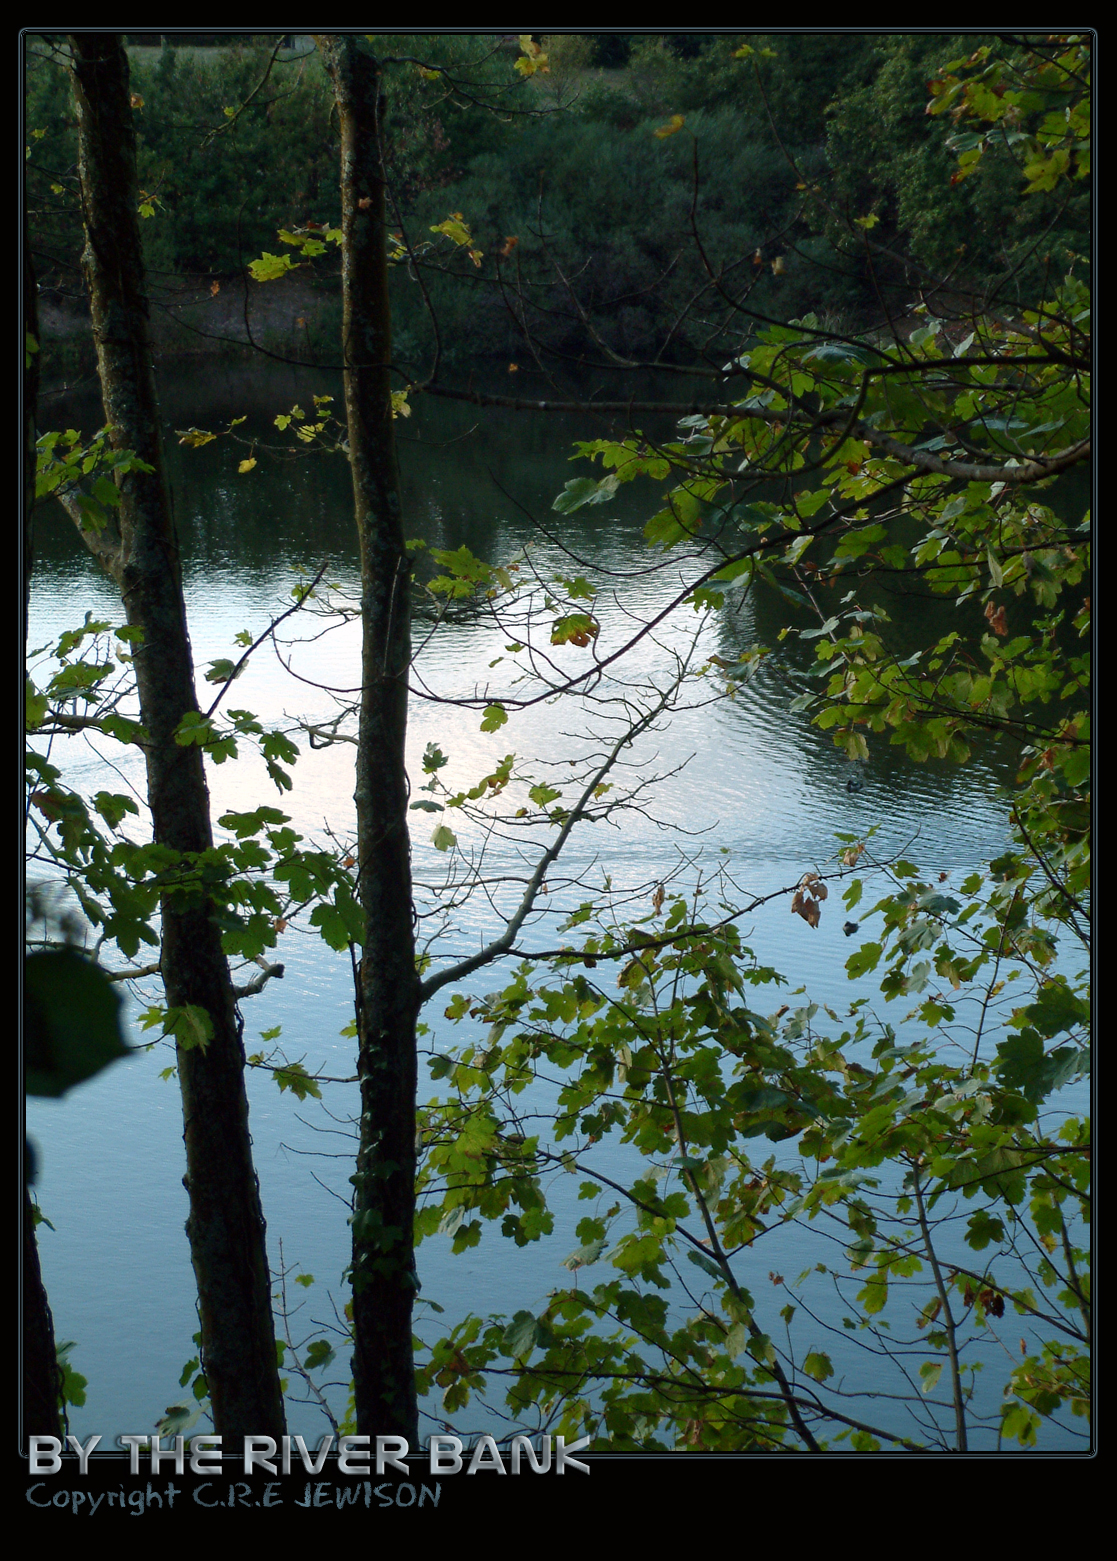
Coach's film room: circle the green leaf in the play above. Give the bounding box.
[25,678,48,732]
[994,1031,1084,1104]
[552,475,619,513]
[248,252,296,282]
[562,1238,606,1271]
[272,1062,322,1101]
[56,1343,87,1410]
[24,951,130,1098]
[686,1249,725,1282]
[303,1339,336,1370]
[965,1210,1006,1251]
[502,1310,546,1357]
[165,1005,214,1053]
[803,1351,834,1382]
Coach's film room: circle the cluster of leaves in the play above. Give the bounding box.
[824,35,1089,296]
[415,849,1088,1448]
[35,428,154,533]
[407,46,1089,1450]
[927,36,1090,195]
[26,32,1088,1449]
[24,582,372,1109]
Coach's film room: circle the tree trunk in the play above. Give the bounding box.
[67,34,285,1439]
[24,1188,63,1441]
[24,202,64,1444]
[318,36,420,1441]
[24,210,39,638]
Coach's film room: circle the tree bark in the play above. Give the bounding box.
[24,198,64,1444]
[67,34,284,1438]
[23,1188,63,1441]
[318,36,420,1441]
[24,210,39,637]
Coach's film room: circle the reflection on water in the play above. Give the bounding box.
[27,361,1077,1448]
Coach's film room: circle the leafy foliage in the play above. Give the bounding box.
[406,39,1090,1450]
[26,32,1089,1452]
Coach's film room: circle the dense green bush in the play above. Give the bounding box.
[823,36,1089,307]
[390,96,859,366]
[27,33,1087,364]
[129,41,338,276]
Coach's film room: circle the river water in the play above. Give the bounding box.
[26,357,1086,1451]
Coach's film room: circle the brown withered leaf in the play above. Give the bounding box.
[652,883,665,914]
[984,601,1008,636]
[918,1298,942,1328]
[29,790,62,821]
[796,870,828,902]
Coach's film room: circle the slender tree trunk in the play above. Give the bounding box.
[318,36,420,1441]
[23,1186,63,1441]
[67,34,284,1438]
[24,210,39,637]
[24,198,65,1444]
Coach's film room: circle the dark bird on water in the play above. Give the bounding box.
[846,775,863,793]
[843,921,859,937]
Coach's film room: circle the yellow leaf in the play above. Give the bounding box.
[654,115,686,139]
[514,37,549,76]
[238,458,257,474]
